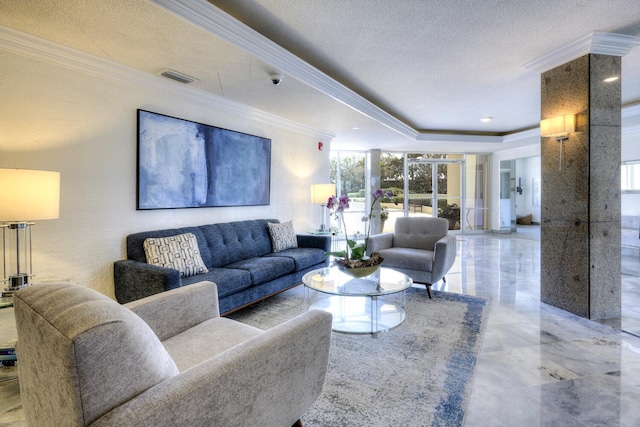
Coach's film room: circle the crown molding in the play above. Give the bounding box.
[622,103,640,119]
[414,133,503,143]
[0,25,334,141]
[151,0,418,140]
[501,128,541,143]
[523,31,640,74]
[623,124,640,134]
[4,19,640,146]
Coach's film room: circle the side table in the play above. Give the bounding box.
[0,295,17,384]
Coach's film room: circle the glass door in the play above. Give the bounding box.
[499,160,517,232]
[406,155,463,231]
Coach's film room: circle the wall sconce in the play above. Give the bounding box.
[310,183,335,232]
[0,169,60,295]
[540,114,575,171]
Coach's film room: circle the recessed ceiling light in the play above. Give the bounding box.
[352,127,360,130]
[480,117,492,123]
[604,76,619,83]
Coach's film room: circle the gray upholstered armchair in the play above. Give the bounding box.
[13,281,332,427]
[366,217,457,298]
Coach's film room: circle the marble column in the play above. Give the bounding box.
[540,54,621,320]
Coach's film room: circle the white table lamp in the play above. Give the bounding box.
[310,183,335,232]
[0,169,60,295]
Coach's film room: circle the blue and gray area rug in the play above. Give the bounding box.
[228,285,489,427]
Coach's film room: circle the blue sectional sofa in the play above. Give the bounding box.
[114,219,330,314]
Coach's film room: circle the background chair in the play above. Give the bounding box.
[367,217,457,298]
[13,281,332,427]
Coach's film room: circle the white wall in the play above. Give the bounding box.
[0,46,331,298]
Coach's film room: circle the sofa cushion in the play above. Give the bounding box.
[265,248,327,271]
[162,317,263,371]
[181,268,252,298]
[225,257,295,285]
[378,247,434,271]
[143,233,209,277]
[267,221,298,252]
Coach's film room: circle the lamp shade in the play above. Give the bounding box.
[0,169,60,221]
[540,114,575,137]
[310,183,335,204]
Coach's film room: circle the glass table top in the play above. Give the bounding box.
[302,266,413,297]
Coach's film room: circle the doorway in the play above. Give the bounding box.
[404,154,488,232]
[406,157,462,230]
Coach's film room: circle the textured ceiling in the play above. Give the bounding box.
[210,0,640,131]
[1,0,640,152]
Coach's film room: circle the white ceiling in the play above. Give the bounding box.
[2,0,640,152]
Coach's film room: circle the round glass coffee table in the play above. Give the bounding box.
[302,266,413,337]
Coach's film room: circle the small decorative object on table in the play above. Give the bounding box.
[326,189,393,277]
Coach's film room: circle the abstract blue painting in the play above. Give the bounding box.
[137,110,270,209]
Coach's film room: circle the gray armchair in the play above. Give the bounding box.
[13,281,332,427]
[367,217,456,298]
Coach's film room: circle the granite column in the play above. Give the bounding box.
[540,54,621,320]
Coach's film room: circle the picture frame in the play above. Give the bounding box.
[137,109,271,210]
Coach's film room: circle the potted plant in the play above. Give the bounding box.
[438,202,460,230]
[380,207,389,231]
[326,189,393,276]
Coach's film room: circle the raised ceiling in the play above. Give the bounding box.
[1,0,640,152]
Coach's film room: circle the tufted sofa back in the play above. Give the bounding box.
[125,219,279,268]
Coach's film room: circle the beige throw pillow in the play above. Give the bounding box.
[143,233,209,277]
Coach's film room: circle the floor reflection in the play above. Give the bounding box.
[439,226,640,426]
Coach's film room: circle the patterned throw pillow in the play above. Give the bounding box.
[143,233,209,277]
[267,221,298,252]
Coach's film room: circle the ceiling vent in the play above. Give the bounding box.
[157,69,197,84]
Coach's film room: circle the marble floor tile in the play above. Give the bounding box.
[581,368,640,399]
[465,384,587,427]
[481,321,564,353]
[537,377,640,427]
[462,229,640,426]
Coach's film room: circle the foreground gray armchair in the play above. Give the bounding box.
[14,281,332,427]
[367,217,456,298]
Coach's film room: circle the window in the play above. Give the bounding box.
[329,152,367,236]
[331,151,490,234]
[622,161,640,192]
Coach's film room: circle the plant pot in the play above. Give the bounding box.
[334,253,383,278]
[337,263,381,278]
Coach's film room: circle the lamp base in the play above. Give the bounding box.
[3,273,29,296]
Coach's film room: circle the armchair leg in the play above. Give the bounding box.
[293,420,303,427]
[426,284,433,299]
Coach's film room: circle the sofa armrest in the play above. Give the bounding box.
[125,281,220,341]
[90,309,333,427]
[114,260,182,304]
[431,235,457,283]
[297,234,331,251]
[366,232,394,255]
